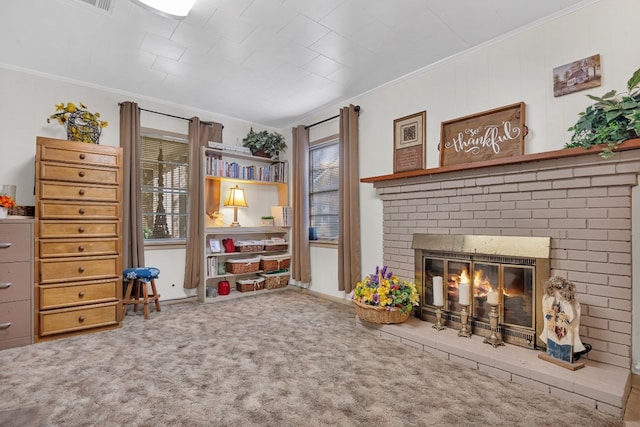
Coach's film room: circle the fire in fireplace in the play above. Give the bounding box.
[413,234,550,348]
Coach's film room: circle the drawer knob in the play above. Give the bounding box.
[78,266,85,273]
[78,316,85,323]
[0,243,12,249]
[79,153,86,160]
[79,208,85,215]
[0,282,11,289]
[78,291,85,298]
[79,189,85,196]
[78,246,85,252]
[0,322,11,330]
[79,171,85,177]
[78,227,85,233]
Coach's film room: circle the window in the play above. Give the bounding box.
[309,138,339,240]
[141,132,189,242]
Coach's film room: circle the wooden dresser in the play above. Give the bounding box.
[0,218,34,349]
[35,136,123,341]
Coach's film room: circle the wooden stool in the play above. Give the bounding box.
[122,267,161,319]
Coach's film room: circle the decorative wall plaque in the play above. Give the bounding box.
[394,111,426,173]
[440,102,526,167]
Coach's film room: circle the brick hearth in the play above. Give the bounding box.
[361,139,640,415]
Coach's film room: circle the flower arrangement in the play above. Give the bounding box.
[47,102,108,144]
[353,266,419,314]
[0,194,16,209]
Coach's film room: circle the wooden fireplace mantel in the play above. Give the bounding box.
[361,138,640,184]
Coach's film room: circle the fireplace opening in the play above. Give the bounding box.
[413,235,550,348]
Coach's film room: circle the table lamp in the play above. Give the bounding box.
[224,185,248,227]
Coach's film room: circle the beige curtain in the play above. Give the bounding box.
[338,105,361,293]
[119,101,145,269]
[291,125,311,284]
[183,118,223,289]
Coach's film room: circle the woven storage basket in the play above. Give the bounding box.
[226,257,260,274]
[236,277,265,292]
[260,254,291,272]
[353,300,410,324]
[235,240,264,252]
[260,271,290,289]
[264,241,288,252]
[8,205,34,217]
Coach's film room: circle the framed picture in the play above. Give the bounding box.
[209,239,221,253]
[553,54,602,97]
[393,111,426,173]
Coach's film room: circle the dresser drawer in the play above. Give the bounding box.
[39,301,118,336]
[38,201,119,220]
[0,223,32,262]
[39,238,119,258]
[39,142,120,168]
[40,278,120,309]
[39,220,119,239]
[39,162,120,185]
[39,181,119,203]
[39,256,119,284]
[0,299,31,347]
[0,261,31,302]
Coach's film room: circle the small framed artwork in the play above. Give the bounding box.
[209,239,221,253]
[553,54,602,97]
[393,111,426,173]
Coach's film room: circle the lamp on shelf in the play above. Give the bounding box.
[130,0,197,19]
[224,185,248,227]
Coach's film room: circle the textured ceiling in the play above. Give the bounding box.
[0,0,592,128]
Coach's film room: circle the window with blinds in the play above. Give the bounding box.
[141,133,189,242]
[309,140,339,240]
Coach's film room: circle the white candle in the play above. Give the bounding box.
[433,276,444,306]
[459,282,470,306]
[487,289,500,305]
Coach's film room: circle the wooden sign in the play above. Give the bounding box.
[394,111,426,173]
[440,102,526,167]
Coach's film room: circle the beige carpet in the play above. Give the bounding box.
[0,289,623,426]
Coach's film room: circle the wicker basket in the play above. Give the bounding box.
[353,300,410,324]
[260,254,291,272]
[264,240,288,252]
[226,257,260,274]
[235,240,264,252]
[8,205,34,217]
[260,271,290,289]
[236,277,265,292]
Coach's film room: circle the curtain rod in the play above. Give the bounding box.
[304,105,360,130]
[118,103,221,127]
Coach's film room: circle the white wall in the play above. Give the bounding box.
[0,67,288,302]
[292,0,640,369]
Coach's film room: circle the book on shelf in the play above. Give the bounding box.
[271,206,292,227]
[207,256,218,277]
[205,156,288,183]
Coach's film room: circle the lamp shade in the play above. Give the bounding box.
[224,185,248,208]
[130,0,197,18]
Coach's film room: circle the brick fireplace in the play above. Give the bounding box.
[360,139,640,415]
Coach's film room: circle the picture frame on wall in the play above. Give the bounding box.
[553,54,602,97]
[393,111,426,173]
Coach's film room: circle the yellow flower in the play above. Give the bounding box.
[47,101,107,144]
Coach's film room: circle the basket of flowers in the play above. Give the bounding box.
[352,265,419,324]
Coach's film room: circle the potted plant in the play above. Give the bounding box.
[0,194,16,218]
[352,265,419,324]
[260,215,275,226]
[242,128,287,159]
[47,102,108,144]
[565,66,640,158]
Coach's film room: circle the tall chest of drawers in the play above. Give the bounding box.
[35,136,123,341]
[0,218,34,349]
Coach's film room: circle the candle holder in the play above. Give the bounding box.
[483,303,504,347]
[458,304,472,338]
[432,305,446,331]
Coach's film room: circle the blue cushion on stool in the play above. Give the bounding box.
[123,267,160,283]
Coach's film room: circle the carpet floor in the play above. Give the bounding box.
[0,289,624,426]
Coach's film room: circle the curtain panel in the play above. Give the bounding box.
[337,105,361,293]
[183,118,223,289]
[291,125,311,284]
[119,101,145,269]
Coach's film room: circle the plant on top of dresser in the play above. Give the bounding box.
[565,66,640,158]
[47,102,108,144]
[242,127,286,159]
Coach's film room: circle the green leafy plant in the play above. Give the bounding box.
[260,215,274,220]
[242,128,286,159]
[565,67,640,158]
